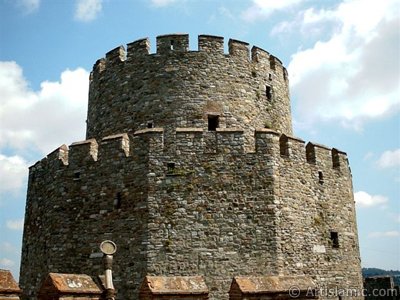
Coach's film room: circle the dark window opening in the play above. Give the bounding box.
[208,115,219,131]
[280,135,289,157]
[114,192,122,209]
[74,171,81,180]
[167,162,175,174]
[283,70,287,81]
[147,122,153,128]
[318,171,324,184]
[306,143,316,164]
[268,73,272,81]
[330,231,339,248]
[266,86,272,101]
[170,40,174,50]
[332,149,340,169]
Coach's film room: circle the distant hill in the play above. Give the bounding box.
[362,268,400,286]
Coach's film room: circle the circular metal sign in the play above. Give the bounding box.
[100,240,117,255]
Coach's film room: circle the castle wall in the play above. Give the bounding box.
[87,34,292,150]
[20,34,362,300]
[274,135,364,298]
[20,128,363,300]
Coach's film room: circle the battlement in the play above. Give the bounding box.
[30,128,349,177]
[91,34,286,76]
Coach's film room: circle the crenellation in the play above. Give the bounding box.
[251,46,270,63]
[254,129,280,155]
[198,34,224,53]
[46,144,69,167]
[99,133,130,159]
[216,128,244,154]
[156,33,189,54]
[127,38,150,59]
[228,38,250,60]
[68,138,98,165]
[105,45,126,66]
[175,128,204,155]
[286,135,306,159]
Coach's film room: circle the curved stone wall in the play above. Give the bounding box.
[86,34,292,147]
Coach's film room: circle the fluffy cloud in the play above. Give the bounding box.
[368,231,400,238]
[0,61,88,155]
[75,0,103,22]
[150,0,177,7]
[16,0,40,14]
[0,155,29,193]
[0,258,15,268]
[377,149,400,169]
[242,0,306,22]
[6,219,24,231]
[288,0,400,129]
[354,191,388,208]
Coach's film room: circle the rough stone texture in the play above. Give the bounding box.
[0,269,21,300]
[139,276,208,299]
[229,275,317,300]
[87,34,292,151]
[37,273,103,300]
[19,34,363,300]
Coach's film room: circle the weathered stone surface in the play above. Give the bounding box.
[19,34,363,300]
[37,273,103,300]
[139,276,208,299]
[0,269,21,299]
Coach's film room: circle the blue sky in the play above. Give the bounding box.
[0,0,399,280]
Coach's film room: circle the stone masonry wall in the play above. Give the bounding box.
[20,128,363,300]
[20,34,362,300]
[87,34,292,150]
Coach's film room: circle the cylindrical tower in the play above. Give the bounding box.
[86,34,292,147]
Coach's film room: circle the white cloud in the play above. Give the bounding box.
[75,0,102,22]
[377,149,400,169]
[0,154,29,193]
[149,0,177,7]
[16,0,40,14]
[354,191,388,208]
[0,258,15,268]
[6,219,24,231]
[288,0,400,129]
[0,61,88,155]
[1,242,17,253]
[242,0,306,22]
[368,231,400,238]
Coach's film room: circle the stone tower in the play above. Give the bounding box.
[20,34,363,300]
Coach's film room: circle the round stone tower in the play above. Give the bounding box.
[86,34,292,147]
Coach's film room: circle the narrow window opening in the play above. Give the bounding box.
[170,40,174,50]
[268,73,272,81]
[266,85,272,101]
[332,149,340,169]
[279,135,289,157]
[147,122,153,128]
[306,143,316,164]
[318,171,324,184]
[208,115,219,131]
[330,231,339,248]
[283,70,287,81]
[73,171,81,180]
[167,162,175,174]
[114,192,122,209]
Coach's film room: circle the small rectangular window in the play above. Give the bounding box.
[330,231,339,248]
[170,40,174,50]
[114,192,122,209]
[266,86,272,101]
[73,171,81,181]
[208,115,219,131]
[167,162,175,174]
[147,122,153,128]
[318,171,324,184]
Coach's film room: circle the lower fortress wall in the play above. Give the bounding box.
[19,128,363,300]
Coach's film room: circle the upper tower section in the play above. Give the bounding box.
[87,34,292,146]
